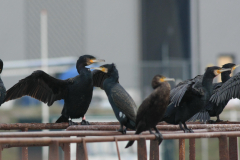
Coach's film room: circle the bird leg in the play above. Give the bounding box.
[149,127,163,145]
[117,124,126,134]
[80,116,90,125]
[183,122,194,133]
[179,122,189,133]
[216,115,223,122]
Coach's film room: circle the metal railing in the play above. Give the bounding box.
[0,121,239,160]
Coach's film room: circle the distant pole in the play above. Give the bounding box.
[41,9,49,124]
[41,9,49,160]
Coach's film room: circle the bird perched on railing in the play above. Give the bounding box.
[125,75,174,148]
[162,66,231,133]
[91,63,137,134]
[4,55,104,125]
[0,59,6,106]
[188,63,240,123]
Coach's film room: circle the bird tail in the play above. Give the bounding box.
[187,109,210,123]
[125,140,135,148]
[55,115,68,123]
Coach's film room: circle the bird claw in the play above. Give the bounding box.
[69,120,78,126]
[81,120,90,125]
[184,129,194,133]
[117,128,126,134]
[154,133,163,145]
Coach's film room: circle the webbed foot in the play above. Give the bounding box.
[69,120,78,126]
[154,133,163,145]
[81,120,90,125]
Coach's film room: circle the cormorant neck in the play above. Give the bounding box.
[202,73,214,93]
[221,71,231,83]
[77,64,87,74]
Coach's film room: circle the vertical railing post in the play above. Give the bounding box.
[150,139,159,160]
[76,138,88,160]
[179,139,185,160]
[138,138,147,160]
[229,137,238,160]
[0,145,2,160]
[21,128,28,160]
[61,143,71,160]
[189,138,195,160]
[219,135,229,160]
[114,138,121,160]
[49,141,59,160]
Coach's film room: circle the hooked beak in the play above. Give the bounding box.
[90,67,108,73]
[89,59,105,63]
[232,64,240,71]
[160,77,175,82]
[217,68,232,74]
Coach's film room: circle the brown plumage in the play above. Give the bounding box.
[125,75,174,148]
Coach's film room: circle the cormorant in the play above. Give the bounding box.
[0,59,6,106]
[162,66,231,133]
[91,63,137,134]
[188,63,239,122]
[4,55,104,125]
[125,75,174,148]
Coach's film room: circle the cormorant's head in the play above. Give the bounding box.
[205,66,232,77]
[0,59,3,74]
[76,55,105,73]
[222,63,240,72]
[91,63,119,78]
[152,75,175,89]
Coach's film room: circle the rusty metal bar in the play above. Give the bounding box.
[189,138,195,160]
[76,139,88,160]
[149,139,159,160]
[114,137,121,160]
[1,131,240,145]
[62,143,70,160]
[0,145,2,160]
[138,138,147,160]
[67,124,240,131]
[49,141,59,160]
[21,128,28,160]
[179,139,185,160]
[219,135,229,160]
[229,137,238,160]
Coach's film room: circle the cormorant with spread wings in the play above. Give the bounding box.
[4,55,104,125]
[161,66,231,132]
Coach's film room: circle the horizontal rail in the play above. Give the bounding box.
[0,121,239,130]
[67,124,240,131]
[0,131,240,146]
[0,122,119,130]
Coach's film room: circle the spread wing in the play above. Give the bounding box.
[92,69,119,89]
[111,84,137,122]
[170,75,203,106]
[210,72,240,106]
[4,70,72,106]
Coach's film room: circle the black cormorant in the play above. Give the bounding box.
[91,63,137,134]
[188,63,239,122]
[4,55,104,125]
[125,75,174,148]
[162,66,231,133]
[0,59,6,106]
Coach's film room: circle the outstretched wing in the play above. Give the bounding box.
[210,72,240,106]
[4,70,71,106]
[111,84,137,122]
[170,75,203,106]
